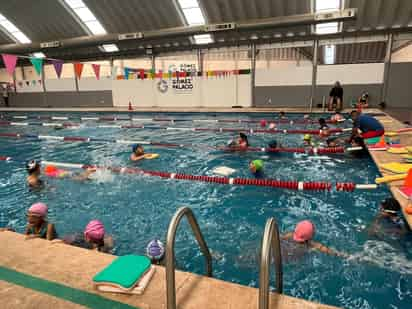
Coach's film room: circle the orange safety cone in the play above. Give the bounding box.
[375,135,387,147]
[403,168,412,188]
[128,101,133,111]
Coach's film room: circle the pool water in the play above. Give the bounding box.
[0,111,411,309]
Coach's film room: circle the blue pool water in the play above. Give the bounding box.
[0,111,411,309]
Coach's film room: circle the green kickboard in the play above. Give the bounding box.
[93,255,151,289]
[365,136,389,145]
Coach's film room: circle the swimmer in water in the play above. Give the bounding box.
[318,118,330,138]
[368,198,408,239]
[281,220,345,260]
[64,220,113,253]
[268,140,278,149]
[303,134,313,146]
[229,133,249,149]
[249,159,264,177]
[26,160,44,188]
[130,144,146,161]
[331,111,344,123]
[146,239,165,265]
[43,164,97,181]
[279,111,287,120]
[25,203,56,240]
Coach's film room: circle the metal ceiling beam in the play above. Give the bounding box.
[0,9,356,54]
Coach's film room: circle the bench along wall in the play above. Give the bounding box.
[254,62,384,108]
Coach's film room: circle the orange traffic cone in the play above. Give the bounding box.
[128,101,133,111]
[403,168,412,188]
[375,135,387,147]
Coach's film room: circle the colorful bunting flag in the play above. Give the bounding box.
[73,62,84,79]
[29,57,43,76]
[92,64,100,80]
[51,60,64,79]
[139,69,145,80]
[1,54,18,77]
[124,68,130,80]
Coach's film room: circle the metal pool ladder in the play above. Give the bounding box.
[165,207,213,309]
[258,217,283,309]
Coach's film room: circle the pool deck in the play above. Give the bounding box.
[366,113,412,228]
[0,232,338,309]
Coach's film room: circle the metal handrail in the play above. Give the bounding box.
[166,207,213,309]
[258,218,283,309]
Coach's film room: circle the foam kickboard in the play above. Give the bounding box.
[380,162,412,174]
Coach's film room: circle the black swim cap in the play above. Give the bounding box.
[381,198,401,212]
[268,140,277,149]
[26,160,40,173]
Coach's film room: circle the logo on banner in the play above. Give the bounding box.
[157,79,168,93]
[172,78,193,92]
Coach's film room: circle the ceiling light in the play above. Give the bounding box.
[101,44,119,52]
[0,13,31,43]
[31,52,46,58]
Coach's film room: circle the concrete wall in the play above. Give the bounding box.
[255,63,384,108]
[9,91,113,108]
[386,62,412,108]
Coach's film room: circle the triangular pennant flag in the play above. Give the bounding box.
[124,68,130,80]
[2,54,18,77]
[156,70,163,79]
[139,69,145,80]
[29,57,43,76]
[92,64,100,80]
[51,60,64,78]
[73,62,84,79]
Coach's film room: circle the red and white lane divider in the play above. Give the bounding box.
[0,113,344,125]
[0,156,377,192]
[0,120,350,135]
[0,132,362,155]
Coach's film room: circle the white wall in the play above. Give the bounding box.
[16,80,43,93]
[112,75,251,108]
[317,63,384,85]
[392,44,412,62]
[256,63,312,86]
[78,77,112,91]
[45,78,76,92]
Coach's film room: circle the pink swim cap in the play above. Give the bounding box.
[28,203,48,217]
[293,220,315,243]
[84,220,105,242]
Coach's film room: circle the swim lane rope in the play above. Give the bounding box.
[0,120,349,135]
[0,132,362,155]
[0,156,377,192]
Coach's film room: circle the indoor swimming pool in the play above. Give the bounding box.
[0,111,411,309]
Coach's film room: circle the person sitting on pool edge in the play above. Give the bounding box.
[281,220,346,258]
[26,160,44,188]
[25,203,57,241]
[348,110,384,142]
[249,159,264,177]
[368,198,408,238]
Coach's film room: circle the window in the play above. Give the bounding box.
[177,0,214,45]
[0,13,31,43]
[62,0,119,52]
[324,45,336,64]
[314,0,341,64]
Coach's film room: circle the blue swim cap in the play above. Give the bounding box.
[146,239,165,261]
[132,144,141,153]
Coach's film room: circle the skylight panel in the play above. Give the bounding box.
[316,0,340,11]
[31,52,46,58]
[0,13,31,43]
[62,0,118,52]
[194,34,213,45]
[176,0,213,45]
[101,44,119,53]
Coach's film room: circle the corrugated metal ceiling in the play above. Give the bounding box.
[0,0,410,62]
